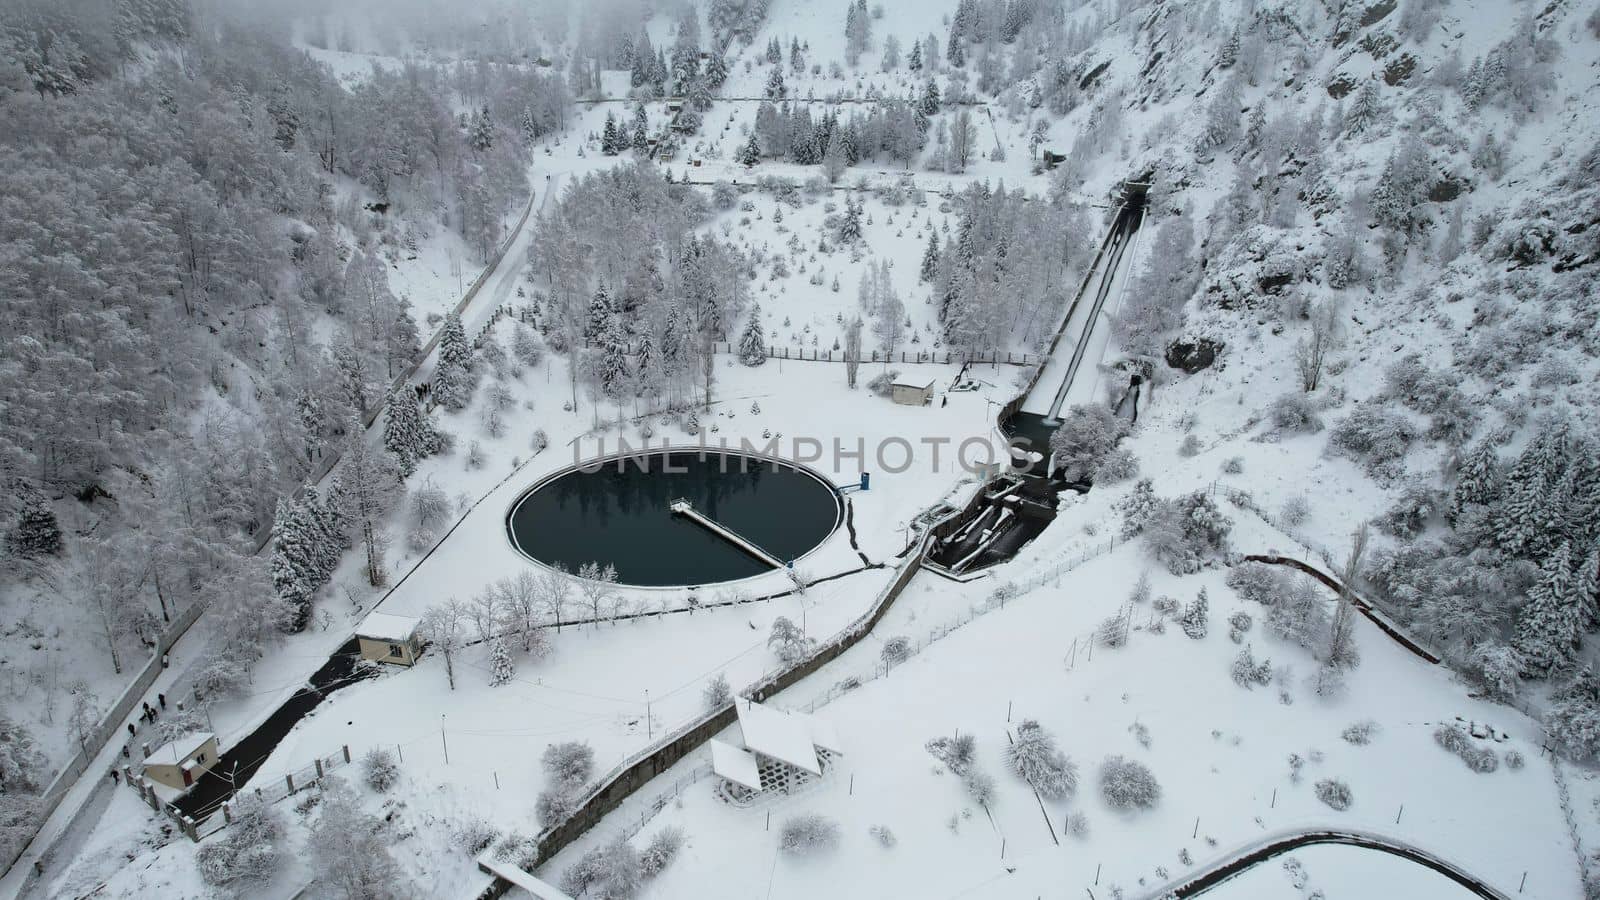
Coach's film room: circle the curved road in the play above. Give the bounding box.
[1141,827,1512,900]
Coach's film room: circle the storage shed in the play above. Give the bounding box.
[890,377,936,406]
[142,732,218,790]
[355,612,423,666]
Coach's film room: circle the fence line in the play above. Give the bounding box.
[793,536,1124,716]
[116,744,352,844]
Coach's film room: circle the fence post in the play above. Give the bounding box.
[342,745,352,764]
[315,758,324,779]
[285,773,295,795]
[222,801,233,824]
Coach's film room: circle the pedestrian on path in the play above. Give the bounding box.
[158,693,166,709]
[128,722,136,737]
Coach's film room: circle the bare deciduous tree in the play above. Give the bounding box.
[1326,523,1368,670]
[536,564,574,632]
[1294,300,1341,392]
[421,598,468,690]
[843,317,864,388]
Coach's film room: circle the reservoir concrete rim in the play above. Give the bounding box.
[505,447,845,589]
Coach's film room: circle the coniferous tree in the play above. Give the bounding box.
[919,229,940,281]
[601,113,622,155]
[6,490,62,559]
[765,66,786,99]
[303,483,345,583]
[1578,541,1600,628]
[1514,541,1582,677]
[1450,440,1503,524]
[1181,588,1210,639]
[920,80,942,116]
[739,305,767,365]
[383,388,440,477]
[738,131,762,166]
[837,196,863,244]
[489,638,515,686]
[1500,425,1568,559]
[908,38,923,71]
[584,284,614,345]
[631,104,649,151]
[438,311,471,372]
[270,494,319,632]
[598,316,631,400]
[468,105,494,153]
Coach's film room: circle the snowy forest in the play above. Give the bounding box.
[3,0,1600,897]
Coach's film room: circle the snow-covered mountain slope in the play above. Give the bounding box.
[16,0,1600,898]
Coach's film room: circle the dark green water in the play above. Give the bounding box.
[507,451,841,586]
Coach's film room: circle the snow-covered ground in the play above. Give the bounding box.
[29,0,1600,897]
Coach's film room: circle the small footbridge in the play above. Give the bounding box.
[669,499,786,570]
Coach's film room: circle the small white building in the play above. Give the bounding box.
[710,700,842,804]
[355,612,423,666]
[890,377,936,406]
[142,731,218,790]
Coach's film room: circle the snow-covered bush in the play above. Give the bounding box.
[1314,778,1353,811]
[1049,404,1132,478]
[1506,749,1525,770]
[1267,393,1324,434]
[536,789,579,828]
[1098,609,1129,648]
[361,747,400,793]
[411,480,452,530]
[1341,721,1380,746]
[1144,492,1232,574]
[1328,405,1417,481]
[1280,494,1311,526]
[543,741,594,787]
[1227,611,1253,643]
[1266,577,1330,648]
[1065,812,1090,839]
[1374,483,1441,540]
[1005,720,1078,800]
[196,794,282,887]
[1230,646,1272,688]
[866,369,901,397]
[451,815,499,854]
[562,839,641,898]
[1180,589,1210,639]
[1223,456,1244,474]
[1178,434,1201,457]
[926,732,977,775]
[868,824,897,848]
[492,831,539,867]
[778,814,841,856]
[1100,756,1161,810]
[1119,479,1159,539]
[768,616,814,663]
[963,768,997,806]
[702,672,732,710]
[881,635,912,666]
[1467,643,1523,702]
[1093,447,1139,484]
[1129,721,1152,749]
[1434,724,1500,772]
[639,827,685,879]
[1227,563,1285,607]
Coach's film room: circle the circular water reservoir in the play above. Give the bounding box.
[507,450,842,587]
